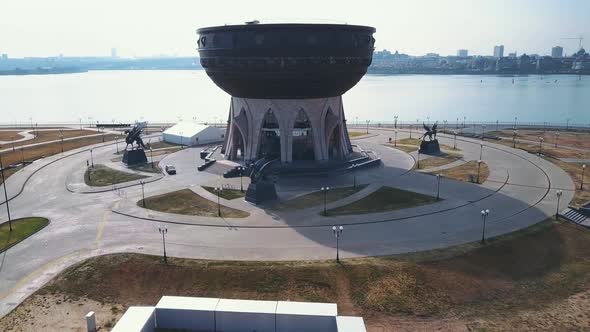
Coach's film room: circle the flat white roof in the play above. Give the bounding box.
[111,307,154,332]
[336,316,367,332]
[276,301,337,317]
[156,296,220,311]
[216,299,278,314]
[163,122,213,137]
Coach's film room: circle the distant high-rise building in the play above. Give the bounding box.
[1,54,7,60]
[111,48,117,58]
[508,52,517,58]
[551,46,564,58]
[493,45,504,58]
[457,49,468,57]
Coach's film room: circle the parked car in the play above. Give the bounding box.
[165,165,176,175]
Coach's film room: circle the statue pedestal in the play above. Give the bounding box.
[419,139,441,155]
[245,181,278,205]
[123,149,148,165]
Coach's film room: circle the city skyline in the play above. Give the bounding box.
[1,0,588,58]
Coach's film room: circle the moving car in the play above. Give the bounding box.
[165,165,176,175]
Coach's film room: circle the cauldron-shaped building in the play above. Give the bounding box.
[197,22,376,163]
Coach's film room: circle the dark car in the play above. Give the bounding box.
[165,165,176,175]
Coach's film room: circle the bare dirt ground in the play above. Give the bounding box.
[2,220,590,331]
[0,131,24,141]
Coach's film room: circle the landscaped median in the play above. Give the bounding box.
[323,186,438,216]
[429,160,490,184]
[85,165,148,187]
[0,217,49,252]
[138,189,249,218]
[270,185,367,212]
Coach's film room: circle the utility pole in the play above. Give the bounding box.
[0,153,12,231]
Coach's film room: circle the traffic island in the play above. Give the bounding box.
[84,165,148,187]
[323,186,438,216]
[0,217,49,252]
[270,185,367,212]
[139,189,249,218]
[430,160,490,184]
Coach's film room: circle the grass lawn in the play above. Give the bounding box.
[325,186,438,216]
[546,159,590,207]
[202,186,246,200]
[11,220,590,331]
[432,160,490,184]
[85,165,148,187]
[415,152,462,170]
[0,217,49,252]
[141,189,249,218]
[348,131,368,138]
[270,185,367,211]
[384,143,418,153]
[0,129,101,150]
[0,131,24,141]
[128,163,162,174]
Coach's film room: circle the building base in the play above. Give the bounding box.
[245,181,278,205]
[222,96,353,164]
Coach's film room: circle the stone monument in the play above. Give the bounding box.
[419,122,441,155]
[123,122,148,165]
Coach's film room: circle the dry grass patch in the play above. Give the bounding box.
[325,186,438,216]
[0,217,49,252]
[416,152,462,170]
[270,185,367,212]
[547,159,590,207]
[85,165,147,187]
[0,131,24,141]
[141,189,249,218]
[7,221,590,331]
[432,160,490,184]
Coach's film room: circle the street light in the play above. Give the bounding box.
[150,148,154,168]
[409,125,413,139]
[116,138,119,154]
[90,149,94,168]
[581,164,586,190]
[321,187,331,216]
[238,166,245,192]
[555,132,560,148]
[365,120,370,134]
[514,116,518,130]
[140,180,146,208]
[538,137,544,156]
[332,225,344,263]
[214,187,223,217]
[513,130,518,148]
[59,135,64,153]
[394,130,398,147]
[480,209,490,244]
[443,120,447,133]
[436,174,442,200]
[477,159,483,184]
[394,115,398,129]
[0,153,13,231]
[453,131,457,150]
[481,125,486,141]
[158,226,168,264]
[479,143,484,160]
[556,190,563,220]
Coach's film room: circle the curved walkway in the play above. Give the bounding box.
[0,128,577,318]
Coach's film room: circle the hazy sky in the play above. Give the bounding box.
[1,0,588,58]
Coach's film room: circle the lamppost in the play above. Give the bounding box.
[20,147,25,165]
[443,120,447,133]
[514,116,518,130]
[566,118,570,130]
[116,138,119,154]
[436,174,441,200]
[179,132,184,148]
[11,137,15,152]
[480,209,490,244]
[394,115,398,129]
[0,153,12,231]
[332,225,344,263]
[150,148,154,168]
[394,130,398,147]
[409,125,413,139]
[60,135,64,153]
[581,164,586,190]
[479,143,484,160]
[238,166,245,192]
[481,125,486,141]
[158,226,168,264]
[556,190,563,220]
[496,120,499,132]
[538,137,544,156]
[555,132,560,148]
[140,181,146,207]
[477,159,482,183]
[365,120,370,134]
[453,131,457,150]
[513,130,518,148]
[456,117,459,129]
[90,149,94,168]
[321,187,330,216]
[214,187,223,217]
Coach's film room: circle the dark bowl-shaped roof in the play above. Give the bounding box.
[196,23,376,99]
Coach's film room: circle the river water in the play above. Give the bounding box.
[0,70,588,126]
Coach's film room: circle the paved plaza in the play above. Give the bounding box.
[0,128,576,317]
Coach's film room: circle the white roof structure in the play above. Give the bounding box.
[156,296,219,311]
[163,122,210,137]
[111,307,155,332]
[162,123,224,146]
[276,301,338,316]
[216,298,278,314]
[336,316,367,332]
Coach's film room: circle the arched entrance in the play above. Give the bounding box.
[258,109,281,159]
[292,109,315,160]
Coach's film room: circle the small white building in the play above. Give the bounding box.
[163,122,224,146]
